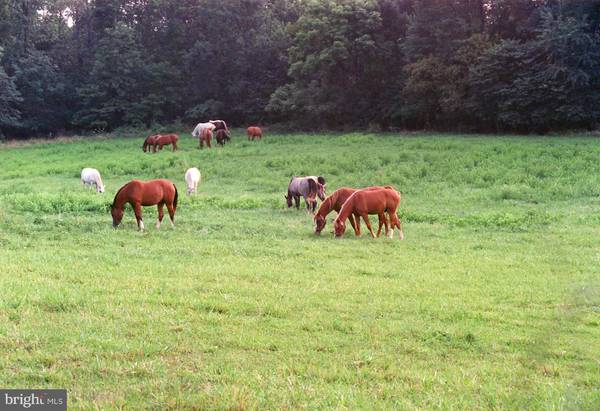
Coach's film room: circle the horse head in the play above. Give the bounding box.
[333,218,346,237]
[111,205,124,227]
[284,194,293,208]
[314,214,326,235]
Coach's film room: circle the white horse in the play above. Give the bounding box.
[81,168,105,193]
[191,122,216,138]
[185,167,201,195]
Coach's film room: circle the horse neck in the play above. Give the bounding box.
[336,196,355,222]
[113,185,129,209]
[316,196,332,217]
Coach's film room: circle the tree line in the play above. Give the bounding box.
[1,0,599,138]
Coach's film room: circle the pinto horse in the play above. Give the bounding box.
[111,179,178,231]
[333,187,404,239]
[247,126,262,141]
[199,128,213,149]
[286,176,326,213]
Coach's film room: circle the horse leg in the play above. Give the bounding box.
[156,203,165,229]
[348,214,358,234]
[361,213,376,238]
[133,203,144,231]
[172,142,177,152]
[294,195,300,210]
[166,202,176,227]
[377,212,389,238]
[393,213,404,240]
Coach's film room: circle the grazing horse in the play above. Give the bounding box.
[215,129,230,146]
[314,186,394,235]
[247,126,262,141]
[152,134,179,152]
[185,167,201,195]
[333,187,404,239]
[142,134,158,152]
[210,120,229,133]
[285,176,326,213]
[81,168,105,193]
[111,179,178,231]
[199,128,212,149]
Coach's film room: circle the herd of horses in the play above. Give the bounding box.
[82,121,404,239]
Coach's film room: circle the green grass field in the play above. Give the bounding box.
[1,130,599,410]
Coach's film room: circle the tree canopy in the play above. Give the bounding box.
[0,0,599,137]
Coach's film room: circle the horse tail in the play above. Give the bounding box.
[173,184,178,210]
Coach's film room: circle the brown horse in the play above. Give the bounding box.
[142,134,158,152]
[247,126,262,141]
[314,187,389,235]
[333,187,404,239]
[111,179,178,231]
[199,128,212,149]
[152,134,179,152]
[215,129,230,146]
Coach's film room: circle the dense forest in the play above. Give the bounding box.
[0,0,599,138]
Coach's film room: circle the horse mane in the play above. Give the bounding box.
[307,178,317,197]
[111,183,128,208]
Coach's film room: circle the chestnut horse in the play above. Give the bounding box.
[333,187,404,239]
[142,134,158,152]
[247,126,262,141]
[314,186,391,235]
[199,128,212,149]
[111,179,178,231]
[215,129,230,146]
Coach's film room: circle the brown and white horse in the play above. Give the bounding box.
[199,128,213,149]
[111,179,178,231]
[333,187,403,239]
[247,126,262,141]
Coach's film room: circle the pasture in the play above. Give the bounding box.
[0,131,599,410]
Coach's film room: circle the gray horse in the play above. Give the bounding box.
[285,176,326,213]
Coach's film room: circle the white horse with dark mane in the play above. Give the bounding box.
[185,167,201,195]
[81,168,105,193]
[285,176,326,213]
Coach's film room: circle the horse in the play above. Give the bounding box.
[142,134,158,152]
[215,129,230,146]
[333,187,404,239]
[80,168,105,193]
[247,126,262,141]
[199,128,212,149]
[314,186,393,235]
[210,120,229,133]
[285,176,326,213]
[185,167,201,195]
[111,179,178,231]
[152,134,179,152]
[192,122,216,138]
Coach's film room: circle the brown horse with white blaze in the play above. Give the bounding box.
[111,179,178,231]
[333,187,404,239]
[314,186,390,235]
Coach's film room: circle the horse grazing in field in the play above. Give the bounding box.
[111,179,178,231]
[333,187,404,239]
[153,134,179,152]
[142,134,158,152]
[247,126,262,141]
[314,186,393,235]
[81,168,105,193]
[215,129,230,146]
[198,128,213,149]
[285,176,326,213]
[210,120,229,133]
[185,167,201,195]
[191,120,228,139]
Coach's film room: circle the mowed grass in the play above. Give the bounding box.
[0,130,599,410]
